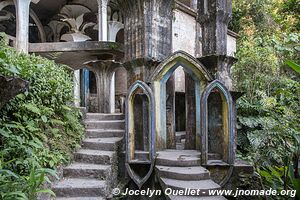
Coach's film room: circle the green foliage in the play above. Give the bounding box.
[231,0,300,197]
[286,60,300,74]
[0,34,84,199]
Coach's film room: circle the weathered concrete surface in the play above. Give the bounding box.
[85,120,125,130]
[0,75,29,108]
[13,0,30,53]
[29,41,124,70]
[172,8,197,56]
[156,150,225,199]
[118,0,173,62]
[198,0,236,90]
[63,163,111,179]
[166,75,176,149]
[156,165,210,180]
[185,73,196,149]
[86,129,124,138]
[53,178,106,197]
[82,137,123,151]
[117,0,173,84]
[156,150,201,167]
[85,60,122,113]
[198,0,232,56]
[53,113,125,199]
[86,113,125,120]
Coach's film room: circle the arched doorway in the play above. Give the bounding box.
[149,51,212,150]
[201,80,235,165]
[125,80,155,189]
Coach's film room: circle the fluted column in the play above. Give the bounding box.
[198,0,235,90]
[86,60,121,113]
[118,0,173,83]
[13,0,30,53]
[97,0,108,41]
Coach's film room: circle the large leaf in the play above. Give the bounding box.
[286,60,300,74]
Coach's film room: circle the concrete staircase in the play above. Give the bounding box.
[52,113,125,200]
[156,150,226,200]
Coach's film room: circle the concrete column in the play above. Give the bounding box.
[110,72,115,113]
[73,70,81,107]
[13,0,31,53]
[118,0,173,82]
[185,73,196,150]
[166,75,176,149]
[86,60,120,113]
[198,0,236,90]
[115,67,127,113]
[97,0,108,41]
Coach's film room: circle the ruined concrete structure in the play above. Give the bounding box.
[0,0,256,199]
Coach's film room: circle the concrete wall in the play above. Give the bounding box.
[171,7,237,93]
[227,34,237,57]
[172,9,196,56]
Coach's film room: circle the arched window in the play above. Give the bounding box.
[149,51,212,150]
[201,80,235,165]
[125,80,155,189]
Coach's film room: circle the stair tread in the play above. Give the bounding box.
[65,163,111,170]
[157,150,200,160]
[83,137,123,144]
[53,178,106,189]
[85,120,125,123]
[56,197,104,200]
[161,178,220,190]
[87,113,124,116]
[156,150,201,166]
[168,195,227,200]
[86,129,124,132]
[156,165,209,175]
[76,149,114,156]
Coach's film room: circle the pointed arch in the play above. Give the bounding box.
[201,80,235,165]
[125,80,155,188]
[149,51,212,150]
[149,51,213,84]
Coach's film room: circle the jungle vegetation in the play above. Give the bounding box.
[230,0,300,198]
[0,0,299,199]
[0,34,84,199]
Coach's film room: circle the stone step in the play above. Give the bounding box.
[167,195,227,200]
[86,113,124,121]
[63,163,111,179]
[82,137,123,151]
[53,178,106,197]
[85,120,125,130]
[86,129,124,138]
[175,131,186,142]
[156,150,201,167]
[74,149,114,165]
[156,165,210,180]
[56,197,104,200]
[160,178,221,195]
[208,153,222,160]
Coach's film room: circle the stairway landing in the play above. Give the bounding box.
[156,150,226,200]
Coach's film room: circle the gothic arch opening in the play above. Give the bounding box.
[201,80,235,165]
[125,80,155,188]
[149,51,212,150]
